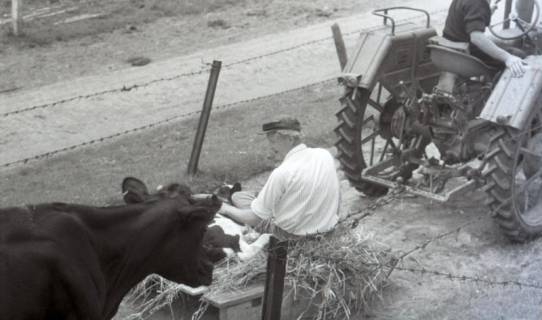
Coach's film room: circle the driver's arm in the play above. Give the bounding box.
[470,30,526,77]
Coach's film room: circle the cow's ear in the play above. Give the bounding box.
[228,183,242,203]
[231,182,242,193]
[122,177,149,204]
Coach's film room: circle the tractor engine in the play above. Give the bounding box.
[428,81,494,164]
[393,80,495,165]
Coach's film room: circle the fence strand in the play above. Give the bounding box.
[0,9,447,118]
[0,78,335,169]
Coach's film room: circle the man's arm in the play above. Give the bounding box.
[218,202,263,227]
[470,31,526,77]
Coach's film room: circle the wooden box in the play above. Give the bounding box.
[201,284,316,320]
[203,286,265,320]
[143,284,317,320]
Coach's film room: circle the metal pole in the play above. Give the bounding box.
[261,236,289,320]
[12,0,22,36]
[187,60,221,176]
[504,0,513,29]
[331,23,348,70]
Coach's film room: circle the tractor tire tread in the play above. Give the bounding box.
[334,87,388,197]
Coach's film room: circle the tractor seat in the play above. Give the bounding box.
[428,36,469,53]
[427,36,496,79]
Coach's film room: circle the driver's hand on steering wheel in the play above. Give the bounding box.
[505,55,528,77]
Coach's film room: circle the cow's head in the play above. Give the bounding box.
[121,177,222,287]
[157,194,221,286]
[213,182,242,204]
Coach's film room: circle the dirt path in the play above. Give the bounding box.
[0,0,449,167]
[235,165,542,320]
[364,194,542,319]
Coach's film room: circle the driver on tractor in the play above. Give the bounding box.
[443,0,531,77]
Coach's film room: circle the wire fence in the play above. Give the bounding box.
[394,230,542,291]
[395,266,542,290]
[367,212,542,292]
[0,32,330,118]
[0,78,336,169]
[345,189,542,292]
[1,8,448,119]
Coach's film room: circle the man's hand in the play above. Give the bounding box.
[505,55,528,77]
[217,202,226,215]
[470,31,528,77]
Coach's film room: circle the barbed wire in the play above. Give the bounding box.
[395,265,542,290]
[341,187,406,228]
[0,69,207,118]
[397,216,485,260]
[365,212,542,291]
[0,78,336,169]
[391,214,542,291]
[0,8,447,119]
[348,195,542,293]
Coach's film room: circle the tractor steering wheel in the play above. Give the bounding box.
[489,0,540,41]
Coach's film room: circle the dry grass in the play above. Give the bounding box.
[1,0,246,16]
[122,225,397,320]
[0,0,250,44]
[145,0,245,15]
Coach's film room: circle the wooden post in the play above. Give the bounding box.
[187,60,221,177]
[261,237,289,320]
[11,0,22,36]
[331,23,348,70]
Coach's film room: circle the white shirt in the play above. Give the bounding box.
[251,144,340,236]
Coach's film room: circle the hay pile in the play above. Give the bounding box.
[123,225,396,320]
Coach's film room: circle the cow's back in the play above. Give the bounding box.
[0,240,74,319]
[0,207,34,239]
[0,205,99,319]
[0,194,219,320]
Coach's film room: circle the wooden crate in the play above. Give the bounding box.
[204,285,265,320]
[202,284,316,320]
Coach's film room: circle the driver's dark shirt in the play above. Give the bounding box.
[443,0,499,65]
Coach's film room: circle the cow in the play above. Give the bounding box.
[0,183,221,320]
[122,177,271,264]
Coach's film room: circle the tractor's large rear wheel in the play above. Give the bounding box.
[334,84,419,197]
[483,111,542,242]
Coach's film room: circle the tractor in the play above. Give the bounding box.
[334,0,542,242]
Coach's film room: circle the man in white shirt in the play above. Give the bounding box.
[217,116,340,240]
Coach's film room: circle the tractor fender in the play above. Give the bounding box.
[339,30,393,89]
[480,55,542,129]
[339,22,438,92]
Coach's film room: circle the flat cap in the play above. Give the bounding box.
[262,116,301,132]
